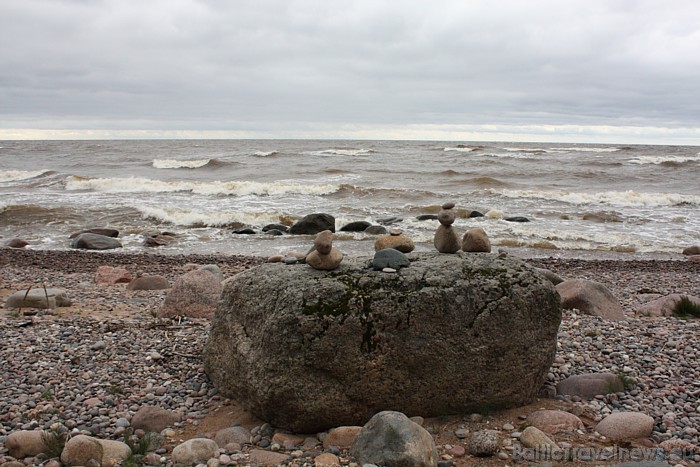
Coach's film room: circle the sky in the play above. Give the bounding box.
[1,0,700,144]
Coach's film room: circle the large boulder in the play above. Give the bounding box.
[70,233,122,250]
[69,228,119,239]
[556,279,625,320]
[635,294,700,317]
[289,213,336,235]
[204,252,561,432]
[158,269,223,319]
[6,288,72,309]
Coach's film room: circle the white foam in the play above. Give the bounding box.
[549,147,621,153]
[0,170,47,182]
[137,206,285,227]
[628,155,699,165]
[65,176,339,196]
[152,159,211,169]
[493,188,700,207]
[253,151,278,157]
[443,147,478,153]
[305,149,373,156]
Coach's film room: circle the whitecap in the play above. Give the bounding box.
[628,155,699,165]
[152,159,211,169]
[304,149,373,157]
[253,151,279,157]
[0,170,49,182]
[136,206,286,227]
[549,147,621,153]
[443,147,478,153]
[492,188,700,207]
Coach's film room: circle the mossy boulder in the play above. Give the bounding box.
[204,252,561,432]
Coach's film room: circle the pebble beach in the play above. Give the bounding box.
[1,248,700,466]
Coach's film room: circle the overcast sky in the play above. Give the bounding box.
[1,0,700,143]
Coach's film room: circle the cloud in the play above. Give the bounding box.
[1,0,700,142]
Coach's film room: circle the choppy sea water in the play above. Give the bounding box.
[0,139,698,258]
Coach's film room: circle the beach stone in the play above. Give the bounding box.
[519,426,558,450]
[143,234,176,247]
[130,406,181,433]
[682,245,700,255]
[6,288,71,309]
[214,426,251,447]
[527,410,584,434]
[158,269,223,319]
[94,266,132,285]
[504,216,530,222]
[233,228,256,235]
[689,255,700,261]
[172,438,219,466]
[70,233,122,250]
[5,238,28,248]
[340,221,372,232]
[69,228,119,239]
[289,213,336,234]
[557,373,625,399]
[416,214,438,221]
[204,252,561,432]
[434,224,461,253]
[314,452,341,466]
[556,279,625,320]
[249,449,290,466]
[5,430,47,458]
[364,225,388,235]
[267,255,284,263]
[462,227,491,253]
[350,411,438,467]
[469,429,499,457]
[374,233,415,253]
[323,426,363,449]
[371,248,410,271]
[635,294,700,317]
[126,275,169,291]
[263,223,289,232]
[595,412,654,442]
[60,435,130,467]
[200,264,224,282]
[534,267,564,285]
[265,228,284,236]
[271,433,305,449]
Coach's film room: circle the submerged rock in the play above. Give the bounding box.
[204,252,561,432]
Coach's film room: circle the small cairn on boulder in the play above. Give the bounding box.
[433,201,461,253]
[306,230,343,270]
[374,228,415,253]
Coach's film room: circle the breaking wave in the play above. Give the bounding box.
[0,170,51,182]
[152,158,229,169]
[137,206,286,227]
[492,188,700,207]
[304,148,374,157]
[628,155,700,165]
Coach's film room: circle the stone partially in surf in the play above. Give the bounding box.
[204,252,561,432]
[70,233,122,250]
[289,213,336,235]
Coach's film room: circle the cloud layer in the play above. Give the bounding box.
[2,0,700,142]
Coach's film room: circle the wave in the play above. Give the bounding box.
[549,147,622,153]
[465,176,510,187]
[152,158,229,169]
[0,170,51,182]
[443,146,480,153]
[628,155,699,165]
[492,188,700,207]
[137,206,287,228]
[65,176,339,196]
[253,151,279,157]
[304,148,374,157]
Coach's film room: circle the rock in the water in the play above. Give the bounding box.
[306,230,343,270]
[557,373,625,399]
[233,228,256,235]
[289,213,336,234]
[69,228,119,239]
[635,293,700,317]
[505,216,530,222]
[519,426,559,450]
[350,411,438,467]
[158,269,223,319]
[595,412,654,442]
[143,234,176,247]
[462,227,491,253]
[374,233,415,253]
[5,430,47,458]
[371,248,411,271]
[364,225,388,235]
[265,228,284,236]
[172,438,219,466]
[130,406,181,433]
[5,238,29,248]
[468,210,485,218]
[204,252,561,432]
[416,214,439,221]
[556,279,625,320]
[376,216,403,225]
[682,245,700,255]
[469,429,499,457]
[340,221,372,232]
[126,275,169,291]
[527,410,584,434]
[95,266,132,285]
[263,223,289,233]
[6,288,72,309]
[70,233,122,250]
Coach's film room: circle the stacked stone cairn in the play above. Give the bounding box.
[305,230,343,270]
[433,202,461,253]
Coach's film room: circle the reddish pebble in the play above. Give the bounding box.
[448,445,466,457]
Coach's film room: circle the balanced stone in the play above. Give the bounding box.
[306,230,343,270]
[434,202,461,253]
[204,252,561,432]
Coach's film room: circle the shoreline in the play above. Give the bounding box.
[1,248,700,465]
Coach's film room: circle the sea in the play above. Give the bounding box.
[1,139,698,259]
